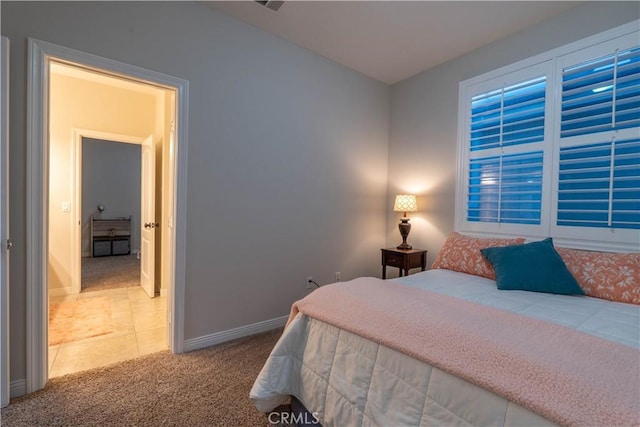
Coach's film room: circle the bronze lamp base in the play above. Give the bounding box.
[397,218,412,250]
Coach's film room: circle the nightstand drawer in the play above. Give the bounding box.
[384,253,403,268]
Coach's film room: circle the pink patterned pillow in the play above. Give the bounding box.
[556,247,640,305]
[431,232,526,279]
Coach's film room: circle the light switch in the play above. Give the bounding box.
[62,202,70,212]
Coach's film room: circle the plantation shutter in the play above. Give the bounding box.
[558,138,640,230]
[561,46,640,138]
[458,25,639,249]
[467,76,546,225]
[468,152,543,224]
[558,44,640,231]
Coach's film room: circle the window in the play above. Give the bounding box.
[457,22,639,250]
[554,36,640,247]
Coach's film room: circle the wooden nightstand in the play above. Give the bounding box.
[381,248,427,279]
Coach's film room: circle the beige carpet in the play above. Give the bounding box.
[48,296,114,346]
[2,329,288,426]
[82,254,140,293]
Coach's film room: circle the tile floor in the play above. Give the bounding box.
[48,286,167,378]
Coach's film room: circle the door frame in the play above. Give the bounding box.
[26,38,189,392]
[71,130,147,295]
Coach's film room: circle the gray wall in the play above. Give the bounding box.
[82,138,142,255]
[386,1,640,275]
[3,0,638,388]
[2,1,389,383]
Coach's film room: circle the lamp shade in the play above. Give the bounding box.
[393,194,418,213]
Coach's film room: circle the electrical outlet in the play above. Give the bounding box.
[335,272,341,282]
[306,276,314,289]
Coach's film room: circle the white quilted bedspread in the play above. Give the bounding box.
[250,270,639,426]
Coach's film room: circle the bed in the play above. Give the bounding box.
[250,234,640,426]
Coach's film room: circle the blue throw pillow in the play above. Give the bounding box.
[480,238,584,295]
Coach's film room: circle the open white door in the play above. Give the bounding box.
[1,36,10,408]
[140,135,156,298]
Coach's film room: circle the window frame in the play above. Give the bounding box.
[455,20,640,251]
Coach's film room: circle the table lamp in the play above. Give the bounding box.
[393,194,418,250]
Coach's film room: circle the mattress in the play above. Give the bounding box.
[251,269,639,426]
[397,269,639,349]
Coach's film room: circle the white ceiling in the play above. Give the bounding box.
[208,1,581,84]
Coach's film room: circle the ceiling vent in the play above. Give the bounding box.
[255,1,284,12]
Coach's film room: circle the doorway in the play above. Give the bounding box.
[80,137,141,295]
[47,64,168,377]
[26,38,188,393]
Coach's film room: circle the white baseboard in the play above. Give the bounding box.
[10,378,26,400]
[183,315,287,353]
